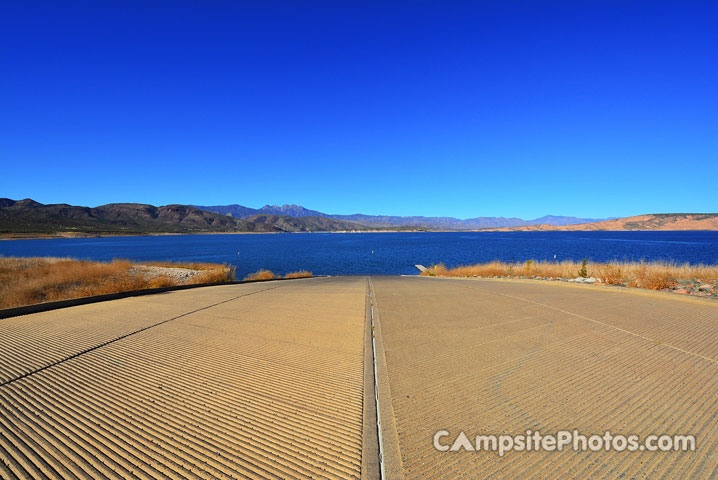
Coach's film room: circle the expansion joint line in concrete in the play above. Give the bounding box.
[368,278,385,478]
[0,284,285,388]
[367,278,404,479]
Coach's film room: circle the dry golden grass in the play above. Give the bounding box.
[284,271,313,279]
[0,257,234,309]
[422,260,718,290]
[188,268,236,284]
[243,269,276,281]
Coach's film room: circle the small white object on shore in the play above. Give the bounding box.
[569,277,597,284]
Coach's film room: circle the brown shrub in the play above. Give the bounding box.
[639,270,673,290]
[147,276,178,288]
[284,271,312,279]
[189,267,235,284]
[595,263,623,285]
[243,269,276,281]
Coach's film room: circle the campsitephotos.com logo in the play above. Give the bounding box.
[433,430,696,457]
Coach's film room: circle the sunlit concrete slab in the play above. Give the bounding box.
[371,276,718,479]
[0,277,368,479]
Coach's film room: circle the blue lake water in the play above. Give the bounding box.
[1,231,717,277]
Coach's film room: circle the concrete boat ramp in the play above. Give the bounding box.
[0,276,716,479]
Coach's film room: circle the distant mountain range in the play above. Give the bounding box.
[3,199,714,237]
[0,199,380,235]
[194,203,611,229]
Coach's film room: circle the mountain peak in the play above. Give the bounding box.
[15,198,43,207]
[257,204,325,217]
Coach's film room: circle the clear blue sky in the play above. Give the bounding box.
[1,1,716,219]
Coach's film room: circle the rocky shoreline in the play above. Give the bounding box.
[130,265,210,282]
[668,279,717,297]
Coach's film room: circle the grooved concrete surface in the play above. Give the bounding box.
[0,277,367,479]
[1,276,717,479]
[371,276,718,479]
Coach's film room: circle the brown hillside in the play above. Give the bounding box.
[483,213,718,231]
